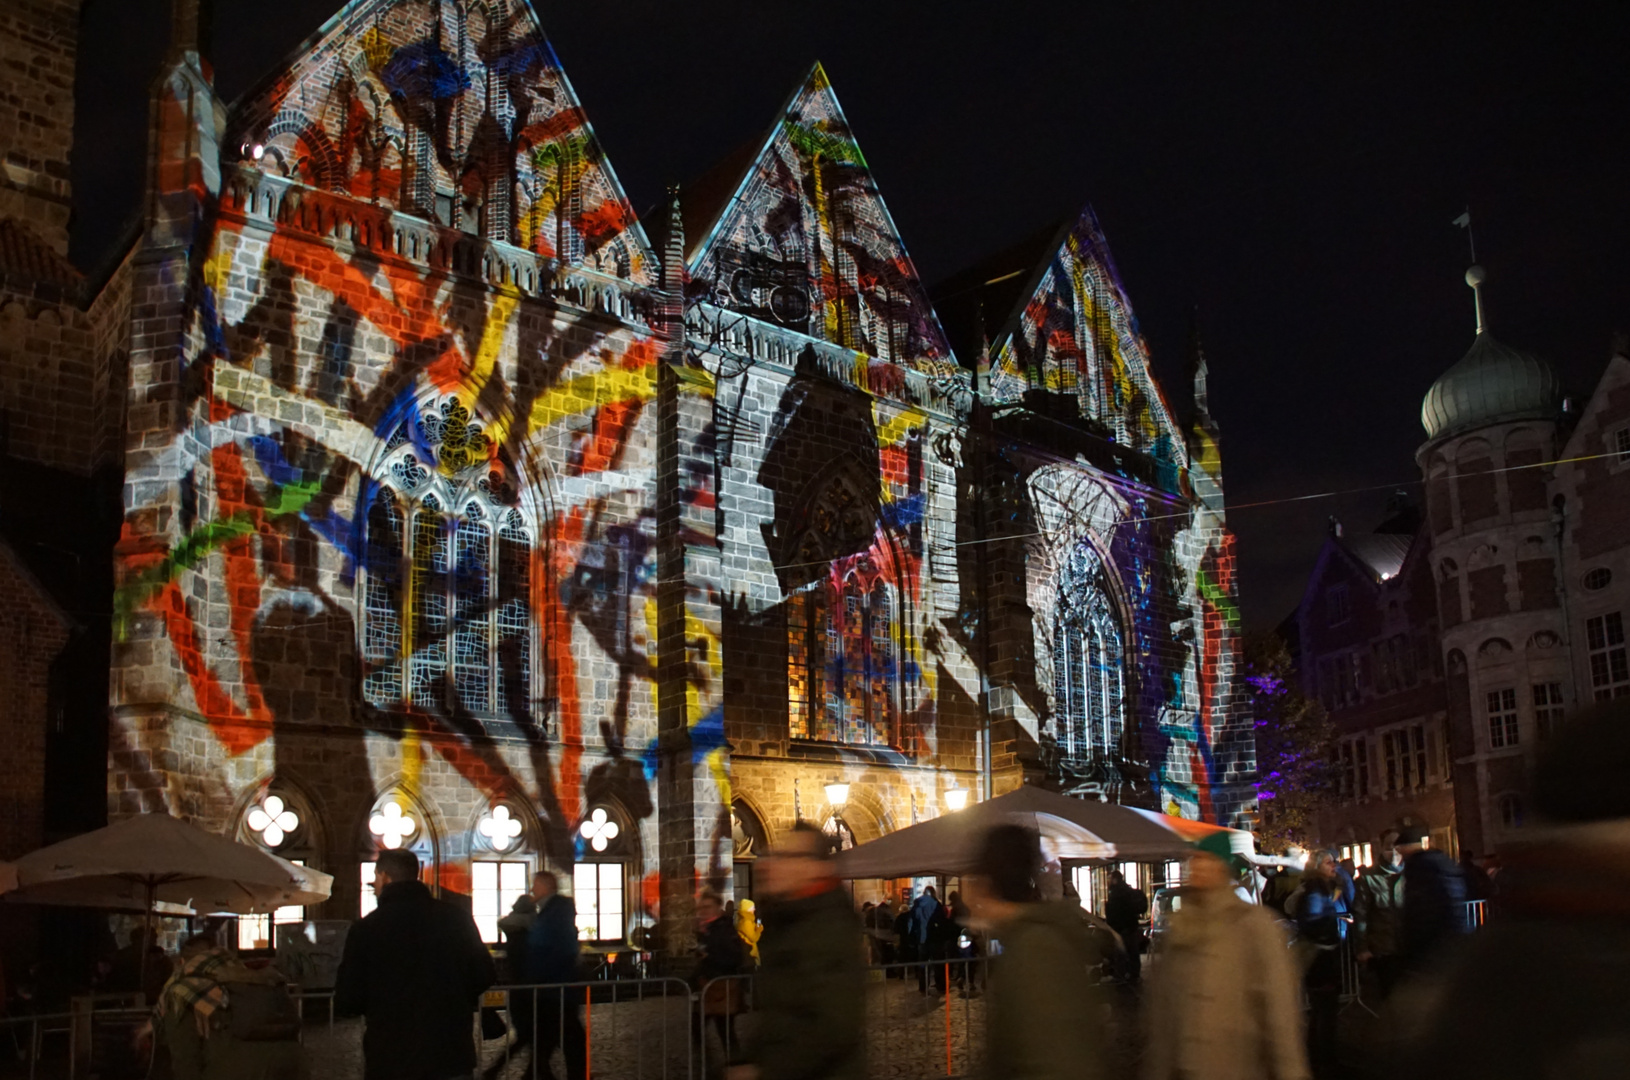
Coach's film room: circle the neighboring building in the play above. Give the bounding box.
[1,0,1253,954]
[1293,505,1456,859]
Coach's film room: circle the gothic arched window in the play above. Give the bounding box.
[362,397,535,721]
[788,562,899,747]
[1052,542,1126,766]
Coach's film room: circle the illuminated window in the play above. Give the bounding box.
[1051,542,1125,767]
[362,397,534,720]
[788,566,899,746]
[1533,682,1565,739]
[1586,613,1630,701]
[238,859,306,951]
[359,861,378,918]
[1486,688,1519,749]
[472,861,529,944]
[573,863,624,943]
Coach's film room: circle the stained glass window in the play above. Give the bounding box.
[362,398,536,720]
[1052,543,1125,767]
[787,568,897,746]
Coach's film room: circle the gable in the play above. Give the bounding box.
[986,207,1183,460]
[230,0,653,282]
[1559,351,1630,463]
[686,64,955,374]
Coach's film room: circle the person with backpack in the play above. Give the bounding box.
[335,848,497,1080]
[155,934,301,1080]
[1290,850,1351,1077]
[909,886,948,994]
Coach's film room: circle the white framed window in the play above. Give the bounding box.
[472,860,530,944]
[1586,613,1630,700]
[238,859,306,950]
[360,861,378,918]
[573,863,625,943]
[1051,542,1126,768]
[1486,688,1519,749]
[1533,682,1565,739]
[361,396,536,721]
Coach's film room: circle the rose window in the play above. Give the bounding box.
[578,808,620,853]
[369,801,417,849]
[478,805,523,852]
[247,795,300,848]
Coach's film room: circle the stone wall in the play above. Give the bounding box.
[0,0,77,253]
[0,543,70,860]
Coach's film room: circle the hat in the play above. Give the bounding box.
[1396,823,1430,847]
[1194,830,1250,872]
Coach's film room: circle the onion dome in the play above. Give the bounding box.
[1420,266,1561,440]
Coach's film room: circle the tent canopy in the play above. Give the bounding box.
[832,785,1247,880]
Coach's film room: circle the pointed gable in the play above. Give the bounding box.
[230,0,653,282]
[984,206,1183,459]
[687,64,955,373]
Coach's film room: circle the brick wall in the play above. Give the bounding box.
[0,542,70,860]
[0,0,77,253]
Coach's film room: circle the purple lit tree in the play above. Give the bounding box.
[1246,633,1336,853]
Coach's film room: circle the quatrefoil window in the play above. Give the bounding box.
[246,795,299,848]
[369,801,417,850]
[579,808,620,853]
[478,805,523,852]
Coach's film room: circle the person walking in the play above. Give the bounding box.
[909,886,948,993]
[870,898,896,967]
[335,849,497,1080]
[1395,824,1465,975]
[1143,836,1310,1080]
[965,824,1108,1080]
[1353,829,1405,998]
[526,871,587,1080]
[696,889,747,1061]
[1291,850,1350,1077]
[1104,869,1149,983]
[725,822,864,1080]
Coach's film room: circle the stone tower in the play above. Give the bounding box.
[1417,265,1567,856]
[0,0,79,254]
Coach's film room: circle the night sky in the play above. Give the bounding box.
[71,1,1630,630]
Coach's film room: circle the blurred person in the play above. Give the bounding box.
[725,822,864,1080]
[1104,869,1149,983]
[735,897,763,965]
[1353,829,1405,998]
[696,889,747,1060]
[909,885,948,993]
[964,824,1107,1080]
[1394,701,1630,1078]
[1460,851,1491,901]
[335,848,497,1080]
[494,890,538,1054]
[526,870,586,1080]
[1262,846,1307,915]
[860,902,876,963]
[1395,824,1464,974]
[153,933,300,1080]
[1143,834,1310,1080]
[869,897,896,966]
[109,926,172,1005]
[1291,850,1350,1077]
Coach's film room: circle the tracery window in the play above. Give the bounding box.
[1051,542,1126,766]
[788,562,900,747]
[362,398,535,719]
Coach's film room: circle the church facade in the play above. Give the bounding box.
[3,0,1252,949]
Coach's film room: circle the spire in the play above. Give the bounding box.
[1185,313,1224,512]
[1188,315,1214,428]
[1467,264,1488,335]
[661,185,685,296]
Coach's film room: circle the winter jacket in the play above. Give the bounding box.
[1401,849,1466,968]
[1292,882,1349,947]
[736,899,764,963]
[1104,882,1149,938]
[746,883,866,1080]
[334,880,497,1080]
[981,901,1109,1080]
[1143,889,1310,1080]
[909,893,944,946]
[526,893,582,985]
[1352,863,1404,957]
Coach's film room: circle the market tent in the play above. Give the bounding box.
[832,785,1248,879]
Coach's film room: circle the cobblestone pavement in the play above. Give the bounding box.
[301,975,990,1080]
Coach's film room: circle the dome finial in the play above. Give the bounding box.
[1466,264,1487,335]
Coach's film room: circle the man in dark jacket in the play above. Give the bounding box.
[1353,829,1405,998]
[1396,824,1465,973]
[909,886,948,993]
[524,871,586,1080]
[727,822,864,1080]
[1103,870,1149,982]
[335,849,497,1080]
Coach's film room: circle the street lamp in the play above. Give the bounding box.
[944,786,969,812]
[824,781,850,809]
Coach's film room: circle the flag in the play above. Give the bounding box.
[1452,211,1471,228]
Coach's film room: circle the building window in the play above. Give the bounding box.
[1327,584,1351,626]
[1051,542,1126,767]
[362,397,535,720]
[788,563,899,746]
[472,860,529,944]
[1615,427,1630,462]
[1583,567,1612,591]
[1412,725,1428,789]
[1586,612,1630,700]
[360,861,378,918]
[573,863,625,943]
[1533,682,1565,739]
[1340,742,1355,798]
[1355,736,1370,796]
[1383,732,1398,792]
[1486,688,1519,749]
[1498,794,1524,830]
[238,859,306,951]
[1339,842,1373,869]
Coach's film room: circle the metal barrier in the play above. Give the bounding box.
[1464,899,1487,929]
[698,957,989,1080]
[294,990,336,1032]
[478,977,694,1080]
[0,1005,151,1080]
